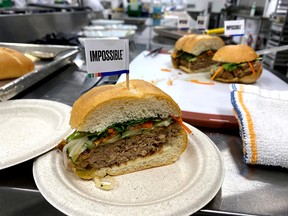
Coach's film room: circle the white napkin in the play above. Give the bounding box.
[230,84,288,168]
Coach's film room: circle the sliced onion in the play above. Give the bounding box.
[62,140,77,167]
[94,176,117,191]
[69,137,88,162]
[62,148,68,168]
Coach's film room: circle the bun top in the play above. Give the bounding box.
[0,47,35,80]
[70,79,182,133]
[174,34,225,56]
[212,44,259,63]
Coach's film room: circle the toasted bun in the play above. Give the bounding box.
[213,44,259,63]
[67,79,188,179]
[70,79,182,133]
[0,47,35,80]
[212,64,263,84]
[174,34,225,56]
[174,34,197,51]
[72,128,188,179]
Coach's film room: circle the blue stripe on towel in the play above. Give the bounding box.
[230,89,249,162]
[231,83,237,91]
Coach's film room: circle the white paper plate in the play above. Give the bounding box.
[0,99,73,170]
[33,124,224,216]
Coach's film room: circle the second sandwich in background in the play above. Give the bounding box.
[171,34,225,73]
[210,44,262,83]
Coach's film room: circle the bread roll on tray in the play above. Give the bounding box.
[0,47,35,80]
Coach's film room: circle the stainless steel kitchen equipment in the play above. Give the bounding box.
[0,43,80,101]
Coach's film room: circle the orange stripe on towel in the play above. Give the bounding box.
[238,85,257,164]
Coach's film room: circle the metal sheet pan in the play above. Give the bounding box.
[90,19,124,26]
[115,17,147,25]
[83,24,138,31]
[153,26,189,40]
[0,43,80,101]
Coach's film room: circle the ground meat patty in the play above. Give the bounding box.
[219,61,261,79]
[175,50,216,71]
[188,52,216,71]
[75,123,181,170]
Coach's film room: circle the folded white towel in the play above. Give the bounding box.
[230,84,288,168]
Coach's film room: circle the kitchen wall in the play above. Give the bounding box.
[0,11,102,43]
[185,0,226,13]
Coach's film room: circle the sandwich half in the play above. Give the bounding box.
[60,79,189,179]
[171,34,225,73]
[210,44,262,83]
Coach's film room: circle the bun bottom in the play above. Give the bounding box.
[67,128,188,179]
[212,64,263,84]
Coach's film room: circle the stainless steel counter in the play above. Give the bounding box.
[0,19,288,216]
[0,60,287,216]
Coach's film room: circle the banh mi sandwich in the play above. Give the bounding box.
[210,44,262,83]
[59,79,190,180]
[0,47,35,80]
[171,34,225,73]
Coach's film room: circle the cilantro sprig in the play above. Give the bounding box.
[222,63,239,71]
[68,117,164,142]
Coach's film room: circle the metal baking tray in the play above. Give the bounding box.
[0,43,80,101]
[115,17,147,26]
[153,26,188,40]
[83,24,137,31]
[90,19,124,26]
